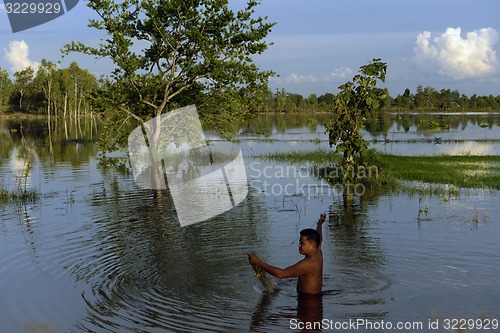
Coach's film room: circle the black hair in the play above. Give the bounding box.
[300,228,320,247]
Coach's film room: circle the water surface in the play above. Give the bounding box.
[231,111,500,156]
[1,115,499,333]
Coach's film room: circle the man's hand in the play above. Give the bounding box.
[318,213,326,224]
[316,213,327,246]
[248,252,261,266]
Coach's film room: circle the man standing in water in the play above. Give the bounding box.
[248,213,327,295]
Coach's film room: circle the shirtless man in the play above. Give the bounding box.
[248,213,326,295]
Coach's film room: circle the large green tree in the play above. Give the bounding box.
[63,0,275,155]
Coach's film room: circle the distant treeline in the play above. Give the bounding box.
[1,62,499,116]
[259,87,500,113]
[0,61,98,118]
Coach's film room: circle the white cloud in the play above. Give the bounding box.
[414,27,498,79]
[3,40,40,73]
[284,73,319,84]
[323,66,353,81]
[276,67,354,85]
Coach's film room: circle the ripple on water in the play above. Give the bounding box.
[0,237,82,332]
[49,187,262,332]
[70,249,260,332]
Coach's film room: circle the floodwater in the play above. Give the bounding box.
[232,111,500,156]
[1,113,499,333]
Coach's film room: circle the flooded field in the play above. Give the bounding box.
[231,111,500,156]
[1,113,499,332]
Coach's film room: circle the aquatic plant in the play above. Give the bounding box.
[417,197,430,223]
[0,147,39,205]
[0,186,39,205]
[15,157,33,194]
[472,207,479,226]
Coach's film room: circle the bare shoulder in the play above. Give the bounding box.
[287,257,314,272]
[301,252,322,269]
[308,251,323,270]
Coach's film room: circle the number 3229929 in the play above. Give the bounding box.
[5,2,62,14]
[443,318,498,331]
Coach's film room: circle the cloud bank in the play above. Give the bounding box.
[276,66,354,85]
[414,27,498,79]
[324,66,353,81]
[3,40,40,73]
[285,73,319,84]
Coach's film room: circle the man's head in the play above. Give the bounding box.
[299,228,320,255]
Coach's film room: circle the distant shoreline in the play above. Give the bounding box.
[0,112,47,121]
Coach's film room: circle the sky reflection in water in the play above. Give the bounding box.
[0,113,499,332]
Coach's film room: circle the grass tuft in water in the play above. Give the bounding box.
[258,149,500,191]
[0,187,39,205]
[259,148,334,164]
[377,154,500,190]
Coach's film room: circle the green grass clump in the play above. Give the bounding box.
[259,148,334,164]
[377,154,500,190]
[0,189,9,203]
[258,149,500,191]
[0,187,39,205]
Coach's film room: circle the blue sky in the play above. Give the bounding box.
[1,0,499,97]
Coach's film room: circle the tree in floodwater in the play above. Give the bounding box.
[325,58,387,182]
[63,0,275,161]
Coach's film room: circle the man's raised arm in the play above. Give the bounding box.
[316,213,327,246]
